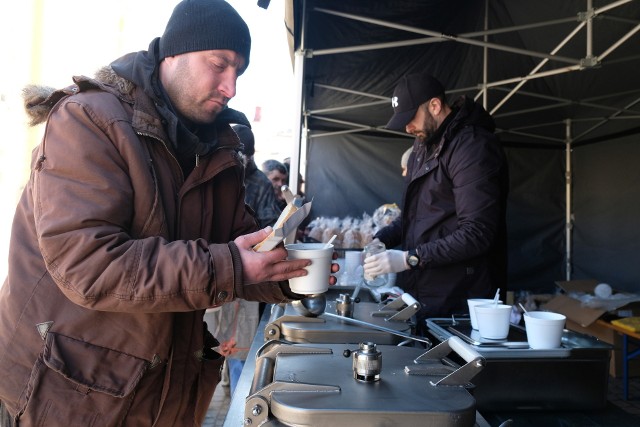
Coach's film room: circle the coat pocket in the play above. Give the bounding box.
[193,355,224,425]
[18,332,149,427]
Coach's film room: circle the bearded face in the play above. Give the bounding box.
[406,103,439,142]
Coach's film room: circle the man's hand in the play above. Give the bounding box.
[363,249,409,277]
[235,227,340,286]
[236,227,310,284]
[329,252,339,286]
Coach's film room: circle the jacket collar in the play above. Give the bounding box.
[22,40,250,152]
[444,96,496,140]
[110,39,250,174]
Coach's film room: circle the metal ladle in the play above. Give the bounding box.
[292,293,327,317]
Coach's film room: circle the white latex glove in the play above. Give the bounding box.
[363,249,409,277]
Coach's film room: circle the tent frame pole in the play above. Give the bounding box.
[565,119,573,280]
[290,51,305,198]
[481,0,489,109]
[289,0,308,200]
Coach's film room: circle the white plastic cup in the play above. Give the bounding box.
[285,243,334,295]
[344,251,363,275]
[339,251,363,286]
[475,304,512,339]
[467,298,503,330]
[524,311,566,349]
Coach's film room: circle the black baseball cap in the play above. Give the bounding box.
[385,73,445,131]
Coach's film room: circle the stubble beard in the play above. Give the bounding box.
[166,59,221,125]
[416,111,438,142]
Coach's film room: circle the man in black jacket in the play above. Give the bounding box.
[364,73,508,334]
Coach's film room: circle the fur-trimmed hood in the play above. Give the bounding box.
[22,60,249,130]
[22,65,133,127]
[23,39,251,175]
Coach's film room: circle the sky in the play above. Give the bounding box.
[0,0,297,283]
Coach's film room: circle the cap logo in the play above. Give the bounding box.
[391,96,399,108]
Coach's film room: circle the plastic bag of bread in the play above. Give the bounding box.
[322,217,342,248]
[372,203,401,229]
[306,217,325,242]
[342,227,363,249]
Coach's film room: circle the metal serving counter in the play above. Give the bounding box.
[222,302,493,427]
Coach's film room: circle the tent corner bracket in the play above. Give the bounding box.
[579,56,600,69]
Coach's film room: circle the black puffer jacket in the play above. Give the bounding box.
[376,96,508,328]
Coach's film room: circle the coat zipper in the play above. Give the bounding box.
[136,131,185,184]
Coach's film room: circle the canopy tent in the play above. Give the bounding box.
[279,0,640,292]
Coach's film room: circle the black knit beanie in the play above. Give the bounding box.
[159,0,251,68]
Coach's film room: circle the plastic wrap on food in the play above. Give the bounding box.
[307,217,325,242]
[303,208,395,249]
[372,203,401,229]
[322,217,343,248]
[342,227,363,249]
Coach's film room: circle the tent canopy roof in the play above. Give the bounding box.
[285,0,640,147]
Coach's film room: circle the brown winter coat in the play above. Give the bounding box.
[0,69,294,426]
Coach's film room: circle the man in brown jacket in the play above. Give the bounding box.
[0,1,334,426]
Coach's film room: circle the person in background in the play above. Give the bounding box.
[234,125,281,228]
[400,147,413,177]
[261,158,289,210]
[363,73,508,335]
[209,124,281,397]
[0,1,337,425]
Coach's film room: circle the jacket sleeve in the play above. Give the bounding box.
[32,94,245,312]
[374,215,403,249]
[418,129,507,267]
[227,241,303,303]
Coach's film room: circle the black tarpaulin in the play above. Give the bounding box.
[283,0,640,292]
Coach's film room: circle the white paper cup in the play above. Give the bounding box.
[285,243,334,295]
[475,304,512,339]
[468,298,503,330]
[524,311,566,349]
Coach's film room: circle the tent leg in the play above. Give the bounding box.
[565,119,573,280]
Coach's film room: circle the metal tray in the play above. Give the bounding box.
[426,317,612,411]
[265,301,412,345]
[427,318,612,358]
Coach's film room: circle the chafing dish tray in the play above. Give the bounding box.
[244,338,484,427]
[427,317,612,411]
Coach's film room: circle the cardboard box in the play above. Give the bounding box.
[543,280,640,377]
